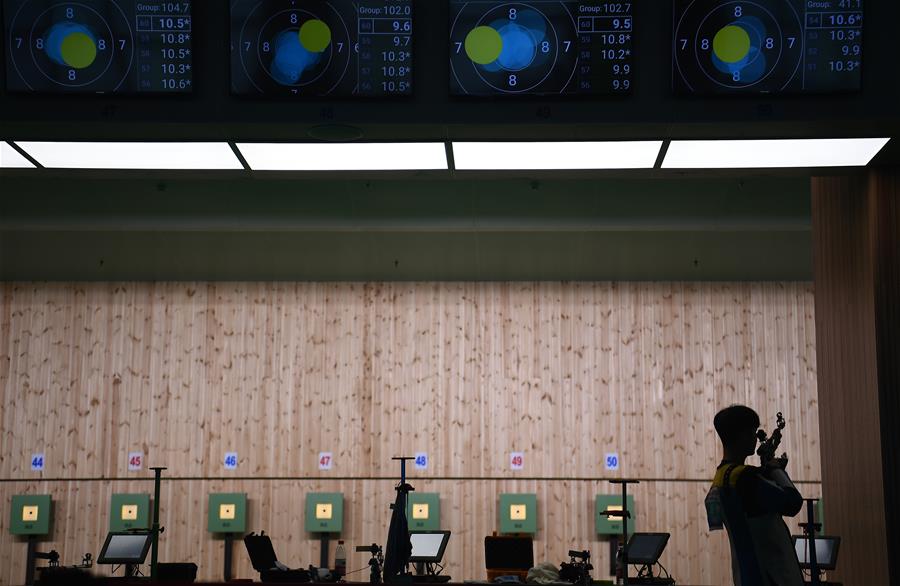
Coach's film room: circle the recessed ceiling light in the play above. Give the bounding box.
[1,142,35,168]
[662,138,890,169]
[451,141,663,170]
[13,142,244,170]
[235,142,448,171]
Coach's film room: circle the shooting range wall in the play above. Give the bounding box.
[0,281,821,585]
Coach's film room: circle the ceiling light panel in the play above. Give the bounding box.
[452,141,664,170]
[235,143,449,171]
[14,142,244,170]
[1,142,35,168]
[662,138,890,169]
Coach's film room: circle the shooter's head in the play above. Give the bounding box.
[714,405,760,459]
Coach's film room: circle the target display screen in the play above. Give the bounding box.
[231,0,413,96]
[450,1,633,95]
[673,0,863,94]
[4,0,193,93]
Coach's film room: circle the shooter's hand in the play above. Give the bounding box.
[766,456,788,470]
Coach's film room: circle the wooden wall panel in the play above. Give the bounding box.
[0,282,820,586]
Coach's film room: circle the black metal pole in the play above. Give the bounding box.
[621,482,629,586]
[224,533,234,582]
[806,499,821,586]
[321,533,331,569]
[25,536,36,586]
[610,479,638,586]
[149,466,167,581]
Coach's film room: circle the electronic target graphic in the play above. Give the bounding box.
[231,0,413,96]
[4,1,193,93]
[673,0,863,94]
[450,1,633,95]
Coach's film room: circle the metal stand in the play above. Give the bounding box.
[224,533,234,582]
[25,536,36,586]
[320,533,331,569]
[600,479,639,586]
[356,543,384,585]
[384,457,415,585]
[149,466,167,581]
[800,498,822,586]
[24,538,59,586]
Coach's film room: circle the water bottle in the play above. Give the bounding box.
[335,540,347,579]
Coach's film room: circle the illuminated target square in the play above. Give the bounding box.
[219,504,236,520]
[22,506,39,522]
[510,504,528,521]
[412,504,429,520]
[121,504,138,521]
[316,503,333,520]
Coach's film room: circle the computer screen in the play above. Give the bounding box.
[230,0,413,96]
[409,530,451,563]
[673,0,862,94]
[450,0,633,95]
[626,533,670,565]
[793,536,840,570]
[4,0,193,93]
[98,531,153,565]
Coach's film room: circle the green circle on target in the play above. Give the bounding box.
[60,32,97,69]
[299,19,331,52]
[464,25,503,65]
[713,25,751,63]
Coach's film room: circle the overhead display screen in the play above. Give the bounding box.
[450,1,633,95]
[231,0,413,96]
[4,0,193,93]
[673,0,863,94]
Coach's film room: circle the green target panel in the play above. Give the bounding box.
[595,494,635,536]
[208,493,247,534]
[499,493,537,535]
[305,493,344,533]
[110,494,150,532]
[407,493,441,530]
[10,495,52,536]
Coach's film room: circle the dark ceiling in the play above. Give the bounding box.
[0,174,813,281]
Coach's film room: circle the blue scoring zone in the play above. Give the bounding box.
[481,9,550,72]
[270,30,322,85]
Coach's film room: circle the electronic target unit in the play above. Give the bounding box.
[407,493,441,531]
[305,493,344,533]
[230,0,413,96]
[208,493,248,534]
[3,0,193,93]
[673,0,863,94]
[109,494,150,532]
[595,494,635,536]
[10,495,52,536]
[450,0,633,95]
[499,493,537,535]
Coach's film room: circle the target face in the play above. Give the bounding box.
[674,0,864,94]
[451,0,633,95]
[4,0,193,93]
[231,0,413,96]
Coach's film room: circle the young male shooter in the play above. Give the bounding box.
[709,405,804,586]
